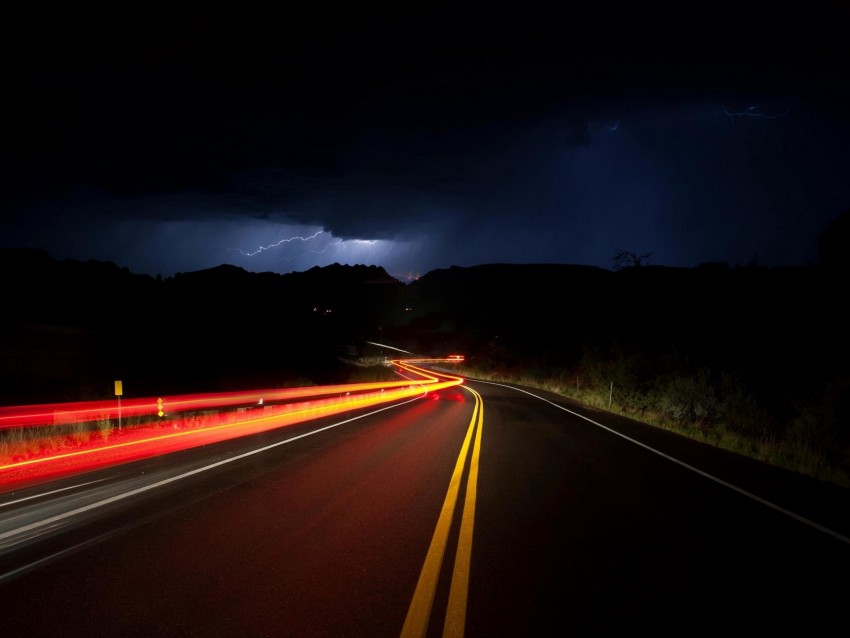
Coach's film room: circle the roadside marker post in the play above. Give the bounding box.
[114,380,123,430]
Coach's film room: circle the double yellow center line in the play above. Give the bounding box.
[401,386,484,638]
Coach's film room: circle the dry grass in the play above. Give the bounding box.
[460,365,850,490]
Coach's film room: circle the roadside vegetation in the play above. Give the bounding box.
[2,415,134,464]
[454,358,850,490]
[0,409,268,465]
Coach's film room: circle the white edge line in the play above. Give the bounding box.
[474,379,850,545]
[0,478,110,508]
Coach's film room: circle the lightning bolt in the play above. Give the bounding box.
[232,231,380,266]
[723,105,791,121]
[236,230,325,256]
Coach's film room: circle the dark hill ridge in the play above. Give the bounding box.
[0,249,406,401]
[1,249,403,328]
[401,262,846,416]
[1,249,847,416]
[403,261,841,364]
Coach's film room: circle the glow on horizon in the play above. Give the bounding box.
[24,214,431,280]
[223,223,427,279]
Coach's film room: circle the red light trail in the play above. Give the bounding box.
[0,359,464,489]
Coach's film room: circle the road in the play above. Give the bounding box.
[1,377,849,637]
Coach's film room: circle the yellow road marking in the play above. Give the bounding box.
[401,386,484,638]
[443,386,483,637]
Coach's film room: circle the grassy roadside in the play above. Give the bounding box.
[456,364,850,490]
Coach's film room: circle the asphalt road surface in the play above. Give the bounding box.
[1,378,848,637]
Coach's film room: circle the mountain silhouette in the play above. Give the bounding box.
[1,249,846,418]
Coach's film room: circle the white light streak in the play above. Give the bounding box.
[365,341,414,354]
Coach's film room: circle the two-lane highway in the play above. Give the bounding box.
[466,380,850,636]
[1,375,849,636]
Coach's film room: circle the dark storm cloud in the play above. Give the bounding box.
[2,3,849,276]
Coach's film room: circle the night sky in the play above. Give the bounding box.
[3,4,849,281]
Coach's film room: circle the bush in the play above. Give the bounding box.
[717,374,778,440]
[660,369,718,428]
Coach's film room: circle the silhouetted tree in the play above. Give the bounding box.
[818,208,850,272]
[613,249,653,270]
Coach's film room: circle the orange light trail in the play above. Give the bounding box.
[0,358,464,489]
[0,371,446,429]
